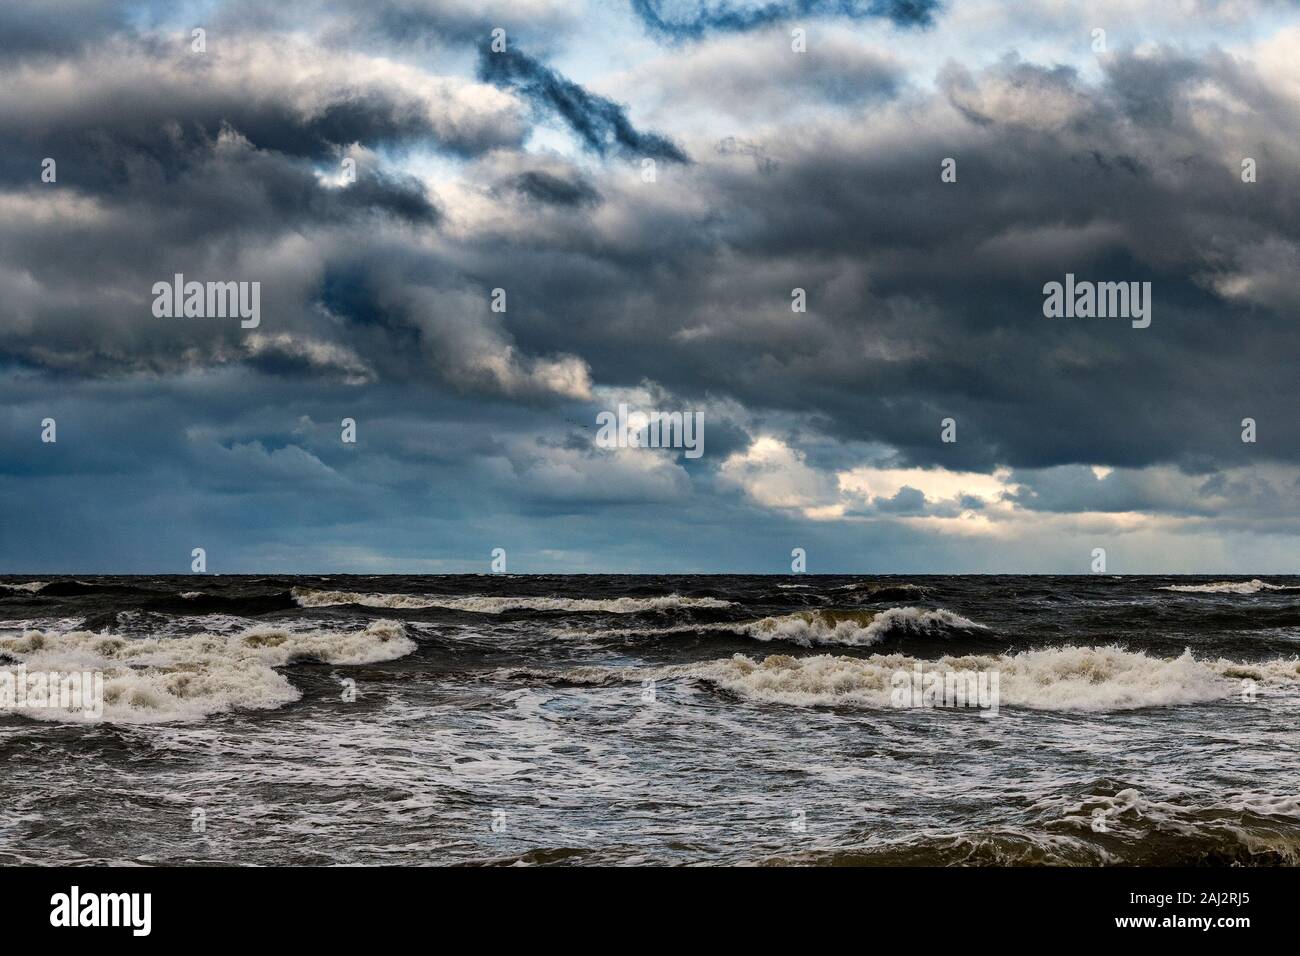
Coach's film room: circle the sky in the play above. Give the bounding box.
[3,0,1300,574]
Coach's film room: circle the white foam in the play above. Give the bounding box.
[0,617,83,636]
[522,646,1300,712]
[0,619,415,724]
[291,586,732,613]
[1160,579,1287,594]
[0,582,47,593]
[545,606,985,647]
[1048,788,1300,861]
[740,607,985,647]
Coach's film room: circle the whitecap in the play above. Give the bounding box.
[515,646,1300,712]
[291,586,732,613]
[1159,579,1288,594]
[0,619,415,724]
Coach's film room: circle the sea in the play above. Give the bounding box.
[0,574,1297,865]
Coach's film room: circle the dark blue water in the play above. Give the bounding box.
[1,574,1297,864]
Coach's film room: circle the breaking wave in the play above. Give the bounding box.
[739,607,983,647]
[544,606,985,647]
[768,787,1300,865]
[0,619,415,724]
[514,646,1300,712]
[290,586,732,614]
[1160,579,1293,594]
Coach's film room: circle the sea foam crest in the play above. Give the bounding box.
[543,606,984,646]
[0,619,414,724]
[521,646,1300,712]
[291,587,732,613]
[740,607,985,647]
[1159,579,1289,594]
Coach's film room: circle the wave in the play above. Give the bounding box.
[769,787,1300,865]
[0,617,84,634]
[0,582,47,593]
[512,646,1300,712]
[740,607,982,647]
[290,586,733,614]
[145,590,298,617]
[1159,579,1294,594]
[839,582,930,601]
[544,606,985,647]
[767,581,928,600]
[22,580,160,597]
[0,619,415,724]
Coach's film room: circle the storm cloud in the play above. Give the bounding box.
[477,42,689,162]
[4,0,1300,572]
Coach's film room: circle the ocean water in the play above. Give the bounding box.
[0,574,1297,866]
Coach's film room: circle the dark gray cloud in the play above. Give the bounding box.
[477,42,689,162]
[876,486,927,513]
[5,0,1300,571]
[8,32,1298,469]
[629,0,940,40]
[0,0,133,58]
[0,43,523,187]
[508,170,602,207]
[472,47,1300,476]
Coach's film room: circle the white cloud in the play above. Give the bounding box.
[719,436,843,516]
[838,465,1016,505]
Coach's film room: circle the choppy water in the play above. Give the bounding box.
[1,574,1297,865]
